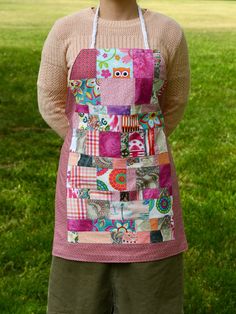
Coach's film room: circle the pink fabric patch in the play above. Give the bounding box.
[70,49,97,80]
[100,78,135,106]
[143,188,159,199]
[75,104,89,113]
[99,131,121,157]
[133,49,154,78]
[159,164,172,188]
[135,78,153,104]
[127,168,136,190]
[67,219,93,231]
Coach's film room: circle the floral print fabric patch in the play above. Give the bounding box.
[66,48,174,244]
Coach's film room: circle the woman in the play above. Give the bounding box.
[37,0,191,313]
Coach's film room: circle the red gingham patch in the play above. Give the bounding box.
[89,190,113,201]
[70,166,97,189]
[66,198,87,219]
[86,130,99,156]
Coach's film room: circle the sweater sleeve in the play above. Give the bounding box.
[160,28,191,137]
[37,20,69,140]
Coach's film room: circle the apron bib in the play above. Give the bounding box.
[66,5,174,245]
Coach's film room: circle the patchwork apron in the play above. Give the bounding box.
[64,5,175,246]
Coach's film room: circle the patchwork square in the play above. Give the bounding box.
[149,218,158,231]
[132,49,154,78]
[77,153,93,167]
[89,104,108,115]
[67,198,87,220]
[136,166,159,190]
[75,113,92,130]
[127,168,136,191]
[67,219,93,232]
[69,166,97,189]
[75,104,89,114]
[159,164,172,188]
[135,78,153,104]
[120,191,129,201]
[155,128,168,153]
[149,190,173,219]
[93,156,113,169]
[96,48,133,78]
[78,188,90,199]
[153,49,167,80]
[143,188,159,200]
[159,215,174,241]
[125,201,149,219]
[129,190,138,201]
[144,129,155,156]
[122,114,139,132]
[69,79,101,106]
[70,48,97,79]
[67,187,79,198]
[98,114,122,132]
[150,77,165,106]
[99,131,121,158]
[68,152,80,166]
[107,106,131,115]
[126,157,140,168]
[70,129,86,153]
[87,199,110,219]
[97,168,127,191]
[153,50,162,79]
[129,131,145,157]
[121,132,129,158]
[136,231,151,244]
[86,130,99,156]
[100,78,135,106]
[135,219,151,232]
[158,152,170,165]
[112,158,127,169]
[89,190,113,201]
[150,230,163,243]
[139,112,164,130]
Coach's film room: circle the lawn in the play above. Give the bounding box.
[0,1,235,313]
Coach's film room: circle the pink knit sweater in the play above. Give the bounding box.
[37,6,191,262]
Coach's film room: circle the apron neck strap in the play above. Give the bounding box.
[90,4,150,49]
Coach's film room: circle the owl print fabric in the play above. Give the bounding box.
[66,47,173,245]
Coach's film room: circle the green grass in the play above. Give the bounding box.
[0,1,236,313]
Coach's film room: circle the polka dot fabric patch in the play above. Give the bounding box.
[66,48,174,244]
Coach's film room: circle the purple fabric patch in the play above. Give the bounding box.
[99,131,121,157]
[67,219,93,231]
[70,49,97,80]
[75,104,89,113]
[143,188,159,199]
[133,49,154,78]
[159,164,172,188]
[107,106,131,115]
[135,78,153,104]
